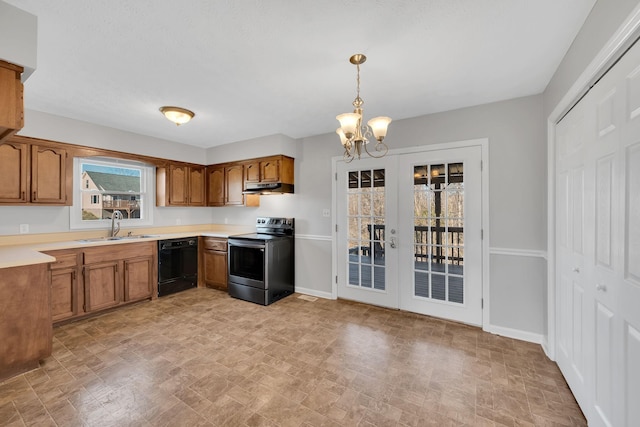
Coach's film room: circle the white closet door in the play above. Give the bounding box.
[617,39,640,427]
[555,92,592,409]
[588,53,621,427]
[555,38,640,427]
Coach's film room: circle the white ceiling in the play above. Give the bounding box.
[6,0,596,149]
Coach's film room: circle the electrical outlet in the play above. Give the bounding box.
[19,224,29,234]
[322,209,330,218]
[176,218,182,225]
[224,217,229,224]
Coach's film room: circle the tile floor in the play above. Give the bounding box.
[0,288,586,426]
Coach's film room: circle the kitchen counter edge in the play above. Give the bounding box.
[0,230,251,269]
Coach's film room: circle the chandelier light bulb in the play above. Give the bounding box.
[336,112,361,138]
[367,116,392,141]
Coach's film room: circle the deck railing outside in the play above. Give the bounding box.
[351,225,464,266]
[414,226,464,265]
[103,200,140,209]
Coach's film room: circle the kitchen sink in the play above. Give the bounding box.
[76,235,159,243]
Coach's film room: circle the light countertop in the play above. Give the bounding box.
[0,226,254,269]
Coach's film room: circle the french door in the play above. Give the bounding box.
[336,156,399,308]
[336,145,483,326]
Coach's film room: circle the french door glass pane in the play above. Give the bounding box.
[413,162,465,304]
[347,169,386,291]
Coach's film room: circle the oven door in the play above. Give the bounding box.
[228,239,266,288]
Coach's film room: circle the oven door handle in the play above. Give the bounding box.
[228,241,265,250]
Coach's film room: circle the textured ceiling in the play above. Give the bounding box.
[5,0,596,148]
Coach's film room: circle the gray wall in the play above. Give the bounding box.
[8,95,550,338]
[22,0,639,336]
[544,0,640,116]
[207,94,549,336]
[0,109,215,236]
[541,1,640,347]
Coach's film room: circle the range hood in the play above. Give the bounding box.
[243,182,294,195]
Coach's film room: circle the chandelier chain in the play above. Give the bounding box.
[356,63,360,100]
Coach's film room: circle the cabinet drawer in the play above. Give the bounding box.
[44,250,78,270]
[203,237,227,252]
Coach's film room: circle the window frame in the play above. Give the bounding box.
[70,157,155,230]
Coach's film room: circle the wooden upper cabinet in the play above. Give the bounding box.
[225,164,244,205]
[244,161,260,183]
[168,164,188,206]
[206,166,225,207]
[260,159,280,183]
[0,60,24,142]
[189,166,205,206]
[0,142,28,203]
[243,155,294,185]
[157,163,206,206]
[0,140,70,205]
[31,144,69,204]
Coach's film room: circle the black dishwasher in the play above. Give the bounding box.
[158,237,198,296]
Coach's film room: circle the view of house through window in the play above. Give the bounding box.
[78,159,145,221]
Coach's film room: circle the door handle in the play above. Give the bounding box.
[389,237,397,249]
[596,283,607,292]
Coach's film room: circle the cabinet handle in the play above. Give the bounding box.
[21,191,25,200]
[572,267,580,273]
[32,191,37,201]
[596,283,608,292]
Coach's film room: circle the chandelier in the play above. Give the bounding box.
[336,54,392,162]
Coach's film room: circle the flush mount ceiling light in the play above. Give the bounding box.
[336,54,392,162]
[159,106,195,126]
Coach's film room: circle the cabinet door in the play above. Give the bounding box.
[189,166,206,206]
[260,159,280,183]
[168,164,189,206]
[31,145,68,204]
[207,166,225,206]
[0,62,23,142]
[245,161,260,183]
[203,250,228,290]
[51,268,77,322]
[84,261,120,312]
[124,256,153,302]
[0,142,28,203]
[225,164,244,205]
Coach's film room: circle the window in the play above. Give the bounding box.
[71,157,154,229]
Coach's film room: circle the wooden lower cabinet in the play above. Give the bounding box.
[83,242,156,314]
[45,249,80,322]
[124,256,154,301]
[84,261,120,312]
[45,241,157,325]
[51,268,77,321]
[201,237,228,290]
[0,263,51,381]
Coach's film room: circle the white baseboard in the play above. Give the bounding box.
[295,286,334,300]
[541,340,554,361]
[484,324,544,345]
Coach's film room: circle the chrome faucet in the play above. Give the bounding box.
[110,210,123,237]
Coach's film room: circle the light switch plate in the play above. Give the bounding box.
[19,224,29,234]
